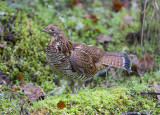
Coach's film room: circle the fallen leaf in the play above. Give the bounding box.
[68,0,82,8]
[12,85,20,92]
[16,72,25,83]
[96,34,112,51]
[83,14,98,23]
[120,24,125,30]
[139,55,155,71]
[112,0,124,12]
[145,55,155,67]
[21,83,43,101]
[130,55,155,75]
[96,34,113,51]
[153,84,160,100]
[96,34,112,43]
[89,14,98,23]
[57,100,66,110]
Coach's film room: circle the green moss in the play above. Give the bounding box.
[0,0,160,114]
[0,7,54,84]
[30,86,159,114]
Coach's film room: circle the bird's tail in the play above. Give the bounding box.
[98,52,132,71]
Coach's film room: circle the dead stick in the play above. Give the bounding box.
[140,92,160,95]
[131,91,160,95]
[141,0,148,46]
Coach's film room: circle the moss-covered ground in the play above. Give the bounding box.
[0,0,160,114]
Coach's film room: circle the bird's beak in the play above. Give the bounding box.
[42,29,45,32]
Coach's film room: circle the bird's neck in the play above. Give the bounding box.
[49,34,73,55]
[49,35,59,45]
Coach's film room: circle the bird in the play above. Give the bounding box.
[42,24,131,94]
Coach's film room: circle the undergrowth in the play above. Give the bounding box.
[0,0,160,114]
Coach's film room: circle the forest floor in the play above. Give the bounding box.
[0,0,160,114]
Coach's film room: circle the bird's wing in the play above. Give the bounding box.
[72,42,105,63]
[69,47,96,76]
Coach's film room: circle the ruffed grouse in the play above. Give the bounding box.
[42,24,131,94]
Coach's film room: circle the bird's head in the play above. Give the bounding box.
[42,24,62,37]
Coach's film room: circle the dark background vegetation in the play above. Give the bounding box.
[0,0,160,114]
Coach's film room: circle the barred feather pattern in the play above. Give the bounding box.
[99,52,131,71]
[43,24,132,93]
[46,45,92,81]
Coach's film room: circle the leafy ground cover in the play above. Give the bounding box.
[0,0,160,114]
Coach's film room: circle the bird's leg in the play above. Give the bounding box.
[105,66,112,72]
[69,80,75,94]
[74,81,83,94]
[95,66,112,77]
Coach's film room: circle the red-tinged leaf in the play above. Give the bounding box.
[112,0,124,12]
[83,14,98,23]
[153,84,160,100]
[20,96,25,100]
[16,72,25,83]
[57,100,66,110]
[145,55,155,67]
[12,85,20,92]
[130,55,155,75]
[0,43,7,49]
[72,0,80,5]
[120,24,125,30]
[68,0,80,8]
[90,14,98,23]
[21,83,42,101]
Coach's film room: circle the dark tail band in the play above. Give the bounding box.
[122,53,132,71]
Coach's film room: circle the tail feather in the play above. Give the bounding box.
[99,52,132,71]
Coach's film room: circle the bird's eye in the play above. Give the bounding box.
[51,29,54,31]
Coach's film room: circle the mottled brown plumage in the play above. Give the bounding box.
[42,24,131,93]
